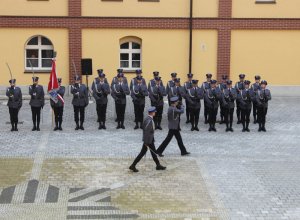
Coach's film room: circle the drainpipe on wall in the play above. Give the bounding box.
[189,0,193,73]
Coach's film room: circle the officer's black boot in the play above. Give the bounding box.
[11,122,14,132]
[129,164,139,173]
[121,121,125,129]
[98,122,102,130]
[262,122,266,132]
[156,164,166,171]
[58,120,63,131]
[36,118,40,131]
[246,122,250,132]
[134,122,139,130]
[116,121,121,129]
[75,122,79,130]
[212,123,217,132]
[226,123,230,132]
[14,122,18,131]
[208,123,212,132]
[195,118,199,131]
[102,122,106,130]
[32,119,37,131]
[230,121,234,132]
[242,122,246,132]
[54,121,59,131]
[80,122,84,130]
[258,123,262,132]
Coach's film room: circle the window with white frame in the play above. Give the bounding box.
[120,41,141,71]
[25,35,54,71]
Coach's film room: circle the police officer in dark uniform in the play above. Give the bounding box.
[148,71,163,90]
[238,80,255,132]
[149,76,166,130]
[156,96,190,157]
[50,78,65,131]
[255,80,271,132]
[6,79,22,131]
[218,75,228,124]
[129,107,166,173]
[131,76,149,129]
[92,72,111,130]
[251,75,261,124]
[166,72,177,105]
[221,80,237,132]
[186,80,204,131]
[201,73,212,124]
[111,73,130,129]
[29,76,45,131]
[235,74,246,124]
[92,69,108,91]
[204,80,222,132]
[71,75,89,130]
[130,69,146,90]
[184,73,193,124]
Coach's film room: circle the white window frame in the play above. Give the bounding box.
[25,35,54,71]
[120,41,142,71]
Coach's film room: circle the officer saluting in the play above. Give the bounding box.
[71,75,89,130]
[129,107,166,173]
[131,76,149,129]
[218,75,228,124]
[235,74,246,124]
[238,80,255,132]
[92,72,110,130]
[50,78,65,131]
[221,80,237,132]
[6,79,22,131]
[204,80,222,132]
[184,73,193,124]
[255,80,271,132]
[166,73,177,105]
[149,76,166,130]
[156,96,190,157]
[201,73,212,124]
[111,72,130,129]
[29,76,45,131]
[251,75,261,124]
[186,80,204,131]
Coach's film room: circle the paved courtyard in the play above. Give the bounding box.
[0,94,299,220]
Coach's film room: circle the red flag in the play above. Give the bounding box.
[48,59,59,92]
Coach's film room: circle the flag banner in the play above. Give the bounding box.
[48,59,64,105]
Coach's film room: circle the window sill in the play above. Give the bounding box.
[24,70,51,74]
[255,1,276,4]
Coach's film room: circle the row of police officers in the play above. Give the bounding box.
[5,69,271,132]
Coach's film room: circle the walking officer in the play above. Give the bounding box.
[184,73,193,124]
[186,80,204,131]
[111,72,130,129]
[71,75,89,130]
[235,74,246,124]
[218,75,228,124]
[166,72,177,105]
[149,76,166,130]
[92,72,110,130]
[238,80,255,132]
[221,80,237,132]
[204,80,222,132]
[6,79,22,131]
[156,96,190,157]
[251,75,261,124]
[201,73,212,124]
[131,76,149,129]
[29,76,45,131]
[255,80,271,132]
[50,78,65,131]
[129,106,166,173]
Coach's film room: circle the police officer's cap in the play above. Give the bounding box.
[244,80,251,85]
[117,72,124,78]
[9,79,16,84]
[226,80,232,85]
[239,74,246,79]
[155,76,161,81]
[148,106,157,113]
[117,69,123,73]
[255,75,261,80]
[206,73,212,78]
[187,73,193,78]
[74,75,81,81]
[192,79,198,84]
[261,80,268,85]
[99,73,106,78]
[222,75,228,80]
[171,72,177,77]
[136,69,142,74]
[170,96,179,103]
[32,76,39,82]
[210,79,217,84]
[58,78,62,83]
[174,78,180,83]
[97,69,103,75]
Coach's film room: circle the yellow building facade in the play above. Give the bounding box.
[0,0,300,86]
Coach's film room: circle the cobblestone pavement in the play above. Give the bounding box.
[0,95,299,220]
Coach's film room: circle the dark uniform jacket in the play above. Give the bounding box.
[186,87,204,109]
[91,77,108,91]
[255,89,272,108]
[142,116,155,145]
[130,84,148,106]
[149,84,166,107]
[111,77,128,88]
[251,82,261,93]
[235,81,245,94]
[50,86,65,108]
[6,86,22,109]
[29,85,45,108]
[201,81,211,93]
[111,82,130,105]
[204,88,222,109]
[130,77,146,90]
[168,86,186,102]
[71,84,89,107]
[166,80,175,94]
[238,89,255,110]
[184,81,193,92]
[92,82,111,105]
[168,105,184,130]
[148,79,164,90]
[221,88,237,109]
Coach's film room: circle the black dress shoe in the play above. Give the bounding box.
[98,125,102,130]
[36,127,40,131]
[226,128,230,132]
[242,128,246,132]
[80,126,84,130]
[208,127,212,132]
[194,127,199,131]
[121,125,125,129]
[129,165,139,173]
[156,165,166,170]
[212,128,217,132]
[134,125,139,130]
[102,124,106,130]
[58,127,62,131]
[157,125,162,130]
[230,128,234,132]
[54,127,59,131]
[191,127,195,131]
[75,126,79,130]
[246,128,250,132]
[32,127,37,131]
[157,153,164,157]
[181,152,191,156]
[11,128,14,132]
[262,127,266,132]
